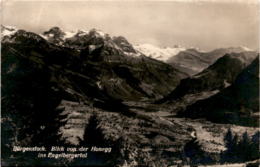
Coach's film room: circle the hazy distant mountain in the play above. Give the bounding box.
[179,56,259,127]
[167,47,256,75]
[166,48,208,75]
[134,41,255,76]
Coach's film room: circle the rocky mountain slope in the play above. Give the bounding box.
[179,57,259,127]
[158,52,258,103]
[2,26,188,101]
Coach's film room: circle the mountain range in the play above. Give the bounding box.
[1,25,259,167]
[2,25,188,101]
[134,39,254,76]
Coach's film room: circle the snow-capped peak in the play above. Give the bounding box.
[134,43,186,62]
[96,30,106,37]
[41,27,109,42]
[76,29,89,37]
[1,25,18,37]
[64,31,77,38]
[1,25,17,31]
[88,28,107,38]
[238,46,253,52]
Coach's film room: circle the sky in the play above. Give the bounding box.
[1,0,259,51]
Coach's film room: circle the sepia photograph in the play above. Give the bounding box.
[1,0,259,166]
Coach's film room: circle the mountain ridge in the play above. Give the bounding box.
[1,25,189,101]
[157,52,258,104]
[167,46,256,75]
[179,56,259,127]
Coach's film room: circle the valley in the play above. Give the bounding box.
[1,25,259,167]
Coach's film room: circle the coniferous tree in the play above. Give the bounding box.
[81,114,105,146]
[222,130,259,163]
[78,114,124,166]
[222,128,235,162]
[222,129,242,162]
[224,128,233,152]
[74,114,106,166]
[237,131,251,161]
[251,131,260,160]
[231,134,239,161]
[184,138,209,165]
